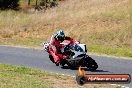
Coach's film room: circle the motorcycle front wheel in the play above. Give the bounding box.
[85,56,98,71]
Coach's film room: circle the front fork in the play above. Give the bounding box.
[81,55,90,66]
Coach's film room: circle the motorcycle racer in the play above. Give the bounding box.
[43,30,98,71]
[49,30,77,66]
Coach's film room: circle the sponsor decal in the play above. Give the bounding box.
[76,67,131,85]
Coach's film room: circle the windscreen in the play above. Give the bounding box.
[70,44,83,52]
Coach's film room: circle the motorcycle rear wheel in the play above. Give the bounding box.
[60,59,66,67]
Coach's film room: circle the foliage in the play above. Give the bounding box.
[39,0,58,7]
[0,0,19,10]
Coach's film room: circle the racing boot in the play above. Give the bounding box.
[55,62,59,66]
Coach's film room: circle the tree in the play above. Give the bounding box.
[0,0,19,9]
[39,0,58,7]
[28,0,30,5]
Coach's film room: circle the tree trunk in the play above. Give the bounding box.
[28,0,30,5]
[36,0,38,6]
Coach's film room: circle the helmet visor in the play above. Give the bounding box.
[57,35,65,42]
[60,34,65,37]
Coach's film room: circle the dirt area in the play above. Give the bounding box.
[45,76,117,88]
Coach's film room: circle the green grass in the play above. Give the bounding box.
[19,0,38,6]
[116,86,122,88]
[0,64,118,88]
[88,44,132,57]
[0,64,50,88]
[0,37,132,57]
[0,64,69,88]
[0,37,44,47]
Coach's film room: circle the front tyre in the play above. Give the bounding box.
[85,56,98,71]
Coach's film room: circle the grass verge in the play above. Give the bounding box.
[0,37,132,57]
[0,64,52,88]
[88,45,132,57]
[0,64,117,88]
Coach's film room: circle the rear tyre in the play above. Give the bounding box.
[66,61,74,69]
[60,59,66,67]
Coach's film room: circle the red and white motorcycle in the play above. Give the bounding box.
[43,41,98,71]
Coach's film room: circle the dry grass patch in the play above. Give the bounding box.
[0,0,132,57]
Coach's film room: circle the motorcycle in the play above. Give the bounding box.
[43,41,98,71]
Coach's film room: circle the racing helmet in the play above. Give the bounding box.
[57,30,65,42]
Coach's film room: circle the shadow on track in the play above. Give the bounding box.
[61,66,109,73]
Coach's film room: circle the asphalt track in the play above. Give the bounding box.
[0,46,132,88]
